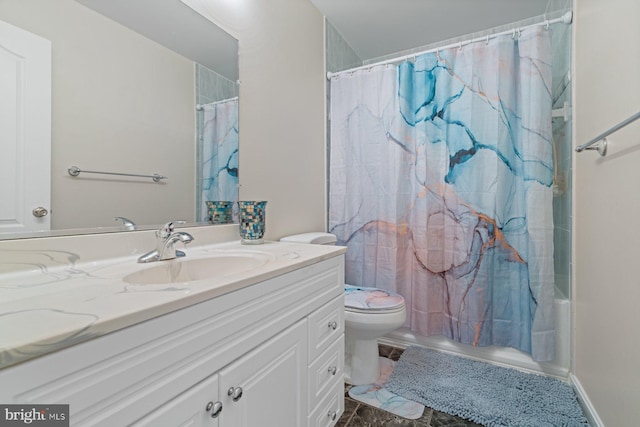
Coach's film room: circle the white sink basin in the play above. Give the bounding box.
[123,253,271,285]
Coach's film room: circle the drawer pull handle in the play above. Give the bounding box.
[209,401,223,418]
[328,366,337,375]
[328,321,338,330]
[228,386,244,402]
[328,410,337,421]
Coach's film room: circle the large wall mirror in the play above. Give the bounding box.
[0,0,239,240]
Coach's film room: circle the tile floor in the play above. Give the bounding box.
[337,344,483,427]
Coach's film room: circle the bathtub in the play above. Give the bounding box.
[383,297,571,379]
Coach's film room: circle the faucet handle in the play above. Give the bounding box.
[157,220,186,238]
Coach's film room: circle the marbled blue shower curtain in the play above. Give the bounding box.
[329,27,555,361]
[200,97,239,220]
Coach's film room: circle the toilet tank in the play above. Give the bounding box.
[280,232,337,245]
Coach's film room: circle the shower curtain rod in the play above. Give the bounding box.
[196,96,239,111]
[326,10,573,79]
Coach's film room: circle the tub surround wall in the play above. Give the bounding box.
[326,20,362,73]
[196,63,238,105]
[574,0,640,424]
[551,15,573,301]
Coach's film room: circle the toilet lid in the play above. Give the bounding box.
[344,285,405,312]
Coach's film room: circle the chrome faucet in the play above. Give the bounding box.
[114,216,136,231]
[138,221,194,263]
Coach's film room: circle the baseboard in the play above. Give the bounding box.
[569,373,604,427]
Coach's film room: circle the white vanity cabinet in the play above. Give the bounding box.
[0,255,345,427]
[134,320,307,427]
[216,320,307,427]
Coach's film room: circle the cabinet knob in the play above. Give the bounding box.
[210,401,223,418]
[328,366,337,376]
[328,410,337,421]
[228,386,243,402]
[328,321,338,330]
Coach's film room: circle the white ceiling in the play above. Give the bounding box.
[310,0,554,61]
[75,0,559,79]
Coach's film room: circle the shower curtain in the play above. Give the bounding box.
[329,27,555,361]
[199,97,239,220]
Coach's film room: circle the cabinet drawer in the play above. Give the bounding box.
[308,294,344,362]
[308,334,344,412]
[307,379,344,427]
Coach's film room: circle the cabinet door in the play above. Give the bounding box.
[218,320,308,427]
[132,374,221,427]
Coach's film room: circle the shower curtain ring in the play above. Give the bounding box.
[513,28,521,39]
[458,42,463,51]
[545,20,550,30]
[486,35,490,45]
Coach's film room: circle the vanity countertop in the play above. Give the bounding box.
[0,240,346,369]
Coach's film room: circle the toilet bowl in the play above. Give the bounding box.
[343,285,406,384]
[280,232,407,385]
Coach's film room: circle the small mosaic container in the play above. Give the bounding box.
[206,201,234,224]
[237,201,267,244]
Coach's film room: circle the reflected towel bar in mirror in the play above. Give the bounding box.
[67,166,167,183]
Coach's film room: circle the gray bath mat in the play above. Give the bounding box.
[384,346,589,427]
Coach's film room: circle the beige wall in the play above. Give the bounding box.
[574,0,640,424]
[184,0,327,239]
[1,0,195,230]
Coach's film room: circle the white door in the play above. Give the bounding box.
[218,320,308,427]
[0,19,51,235]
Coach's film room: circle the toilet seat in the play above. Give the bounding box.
[344,285,405,314]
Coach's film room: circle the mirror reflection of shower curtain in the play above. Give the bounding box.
[329,27,555,362]
[198,97,239,222]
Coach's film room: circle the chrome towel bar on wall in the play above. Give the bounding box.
[576,111,640,157]
[67,165,167,183]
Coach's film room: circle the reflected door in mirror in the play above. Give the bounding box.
[0,19,51,234]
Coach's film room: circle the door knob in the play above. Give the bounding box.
[32,207,48,217]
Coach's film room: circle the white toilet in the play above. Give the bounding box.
[280,232,407,385]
